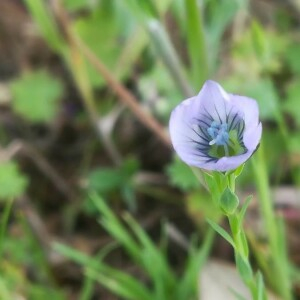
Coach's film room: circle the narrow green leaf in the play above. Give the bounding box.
[184,0,208,87]
[82,194,141,258]
[207,219,234,247]
[54,242,153,300]
[205,0,241,69]
[90,193,117,221]
[53,242,94,266]
[24,0,65,52]
[256,271,267,300]
[240,230,249,259]
[177,229,215,299]
[123,214,176,287]
[238,195,253,227]
[275,217,292,298]
[79,276,95,300]
[235,254,253,284]
[251,20,268,63]
[86,268,153,300]
[100,219,140,259]
[116,27,148,76]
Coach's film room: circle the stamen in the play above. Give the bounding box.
[206,118,246,159]
[207,121,229,146]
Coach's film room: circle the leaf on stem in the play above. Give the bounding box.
[206,219,234,248]
[238,195,253,228]
[256,271,267,300]
[235,254,253,284]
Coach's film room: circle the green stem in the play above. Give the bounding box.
[228,215,246,257]
[227,214,257,299]
[228,173,236,192]
[225,174,266,300]
[251,143,292,300]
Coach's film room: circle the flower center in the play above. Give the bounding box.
[207,121,229,146]
[206,120,245,158]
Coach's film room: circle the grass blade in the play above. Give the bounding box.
[207,218,234,247]
[185,0,209,87]
[177,229,214,299]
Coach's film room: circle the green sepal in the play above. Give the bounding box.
[203,171,227,205]
[220,188,239,215]
[225,163,245,178]
[212,171,227,190]
[234,163,245,178]
[203,172,219,205]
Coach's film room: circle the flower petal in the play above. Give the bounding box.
[230,95,260,128]
[169,80,262,172]
[213,151,253,171]
[230,95,262,150]
[169,97,211,166]
[195,80,231,123]
[243,122,262,150]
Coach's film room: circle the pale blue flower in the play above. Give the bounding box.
[169,80,262,171]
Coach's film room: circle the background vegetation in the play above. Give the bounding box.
[1,0,300,299]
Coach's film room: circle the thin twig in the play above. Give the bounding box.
[52,1,171,148]
[16,195,52,252]
[50,0,123,165]
[76,38,171,147]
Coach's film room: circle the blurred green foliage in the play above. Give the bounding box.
[166,157,200,191]
[86,158,139,211]
[73,4,131,87]
[0,161,28,200]
[55,194,214,300]
[10,70,64,123]
[1,0,300,298]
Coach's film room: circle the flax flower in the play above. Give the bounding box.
[169,80,262,171]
